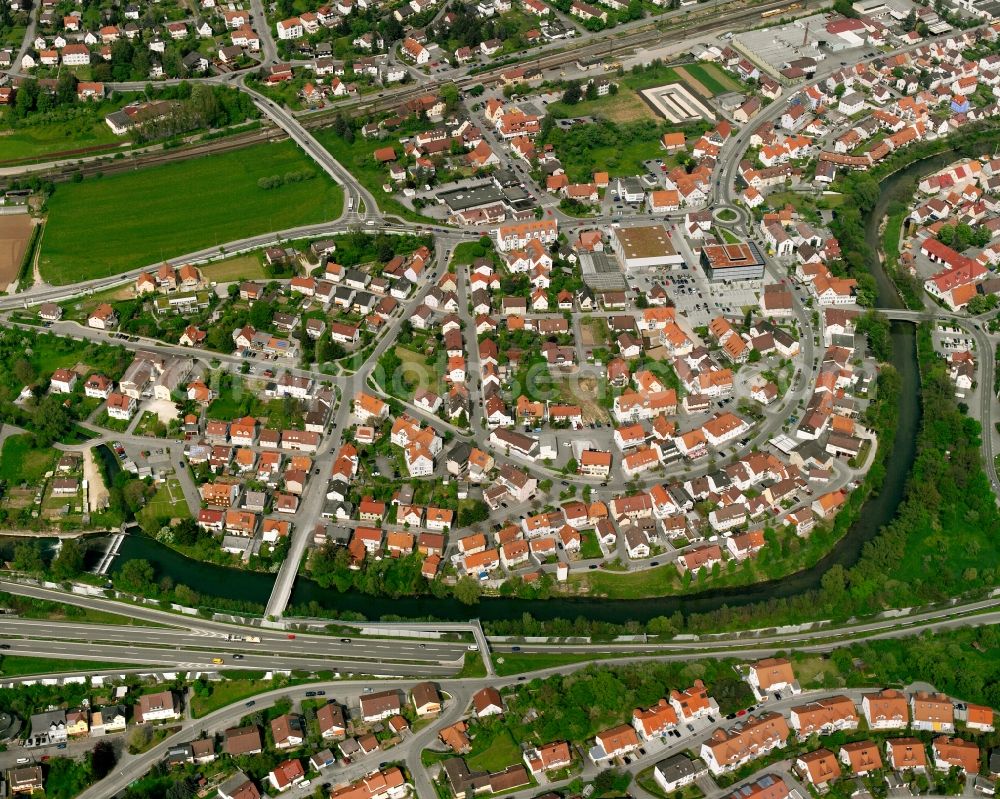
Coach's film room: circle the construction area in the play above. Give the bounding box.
[639,83,716,123]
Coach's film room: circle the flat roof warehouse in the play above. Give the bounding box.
[615,226,678,260]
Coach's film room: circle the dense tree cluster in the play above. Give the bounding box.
[130,84,258,143]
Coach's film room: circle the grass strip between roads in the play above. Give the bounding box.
[0,655,139,677]
[493,651,622,676]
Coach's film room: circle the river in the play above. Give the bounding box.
[108,158,956,624]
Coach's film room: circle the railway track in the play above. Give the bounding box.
[20,126,284,184]
[9,0,813,184]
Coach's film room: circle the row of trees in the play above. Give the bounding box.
[6,73,82,119]
[308,543,484,604]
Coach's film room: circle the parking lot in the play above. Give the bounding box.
[626,264,763,330]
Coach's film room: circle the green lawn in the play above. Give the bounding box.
[454,651,487,679]
[0,108,128,163]
[543,117,706,182]
[190,676,286,717]
[681,62,741,96]
[568,562,681,598]
[467,728,522,772]
[0,433,55,483]
[450,240,492,266]
[493,651,617,676]
[200,254,267,283]
[136,479,191,532]
[397,345,443,396]
[546,89,658,123]
[579,530,603,560]
[0,655,136,677]
[622,64,685,92]
[39,141,344,284]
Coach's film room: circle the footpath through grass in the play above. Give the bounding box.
[39,141,344,284]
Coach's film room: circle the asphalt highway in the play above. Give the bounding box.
[0,619,469,664]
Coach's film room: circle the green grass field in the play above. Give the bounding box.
[39,141,344,284]
[455,651,487,679]
[0,115,125,163]
[200,254,267,283]
[568,562,681,598]
[579,530,603,560]
[0,655,136,677]
[397,345,444,396]
[190,679,264,717]
[467,728,522,772]
[137,479,191,531]
[546,90,658,123]
[493,651,617,676]
[0,433,55,484]
[681,62,741,96]
[622,61,739,97]
[543,114,709,182]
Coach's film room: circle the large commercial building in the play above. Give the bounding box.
[700,241,766,282]
[610,225,684,270]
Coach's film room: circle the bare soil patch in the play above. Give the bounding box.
[556,377,609,424]
[0,215,34,292]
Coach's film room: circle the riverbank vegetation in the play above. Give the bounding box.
[832,120,1000,311]
[682,323,1000,632]
[489,320,996,638]
[109,556,266,616]
[561,356,901,605]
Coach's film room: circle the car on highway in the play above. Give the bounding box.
[212,657,224,665]
[233,654,244,660]
[305,691,317,697]
[0,643,10,649]
[467,644,479,651]
[340,638,352,644]
[246,701,256,707]
[287,634,296,639]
